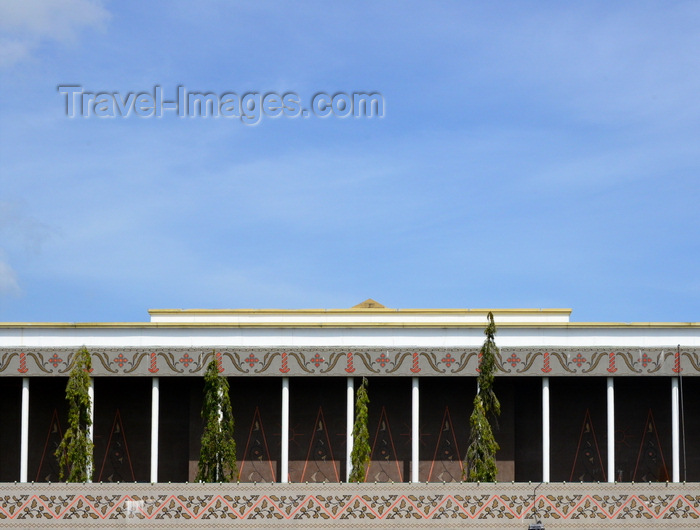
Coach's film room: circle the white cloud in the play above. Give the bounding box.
[0,201,53,254]
[0,0,110,67]
[0,201,54,298]
[0,258,21,296]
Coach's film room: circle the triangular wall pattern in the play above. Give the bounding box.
[569,409,605,481]
[427,406,463,482]
[35,409,64,482]
[301,407,339,482]
[239,406,276,482]
[98,409,135,482]
[633,408,669,481]
[366,406,402,482]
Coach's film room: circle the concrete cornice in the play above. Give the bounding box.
[0,321,697,328]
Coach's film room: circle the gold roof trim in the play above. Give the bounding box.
[147,307,573,315]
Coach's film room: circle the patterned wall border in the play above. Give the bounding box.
[0,482,699,528]
[0,347,698,377]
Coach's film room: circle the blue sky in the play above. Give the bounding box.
[0,1,698,323]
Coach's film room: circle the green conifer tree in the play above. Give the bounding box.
[349,377,370,482]
[464,312,501,481]
[55,347,93,482]
[197,357,237,482]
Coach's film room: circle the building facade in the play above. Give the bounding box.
[1,301,699,527]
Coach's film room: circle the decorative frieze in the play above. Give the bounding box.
[0,347,698,377]
[0,482,698,528]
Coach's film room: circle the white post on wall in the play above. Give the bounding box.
[607,377,615,482]
[542,377,550,483]
[20,378,29,483]
[87,378,94,482]
[281,377,289,483]
[150,377,160,483]
[672,377,680,483]
[346,377,354,482]
[411,377,419,483]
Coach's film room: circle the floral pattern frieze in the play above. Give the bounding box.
[0,483,699,527]
[0,347,697,377]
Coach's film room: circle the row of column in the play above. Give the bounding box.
[282,377,420,483]
[17,376,683,483]
[17,376,418,483]
[18,377,142,483]
[541,377,682,483]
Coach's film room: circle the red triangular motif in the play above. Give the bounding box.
[98,409,135,482]
[569,409,605,481]
[427,406,463,482]
[239,406,276,482]
[633,409,669,481]
[301,407,339,482]
[36,409,65,481]
[366,406,402,482]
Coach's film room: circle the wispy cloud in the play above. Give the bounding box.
[0,201,54,297]
[0,2,697,322]
[0,255,20,296]
[0,0,110,67]
[0,201,53,253]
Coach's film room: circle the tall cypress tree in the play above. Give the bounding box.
[56,347,93,482]
[349,377,370,482]
[464,312,501,481]
[197,357,237,482]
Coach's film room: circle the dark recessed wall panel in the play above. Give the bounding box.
[28,378,68,482]
[230,377,281,482]
[158,378,192,482]
[494,378,516,481]
[0,379,21,481]
[550,377,607,482]
[365,377,411,482]
[288,377,345,483]
[681,378,700,481]
[419,377,475,482]
[615,377,672,482]
[93,378,151,482]
[514,378,542,482]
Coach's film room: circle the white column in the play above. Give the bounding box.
[607,377,615,482]
[542,377,550,483]
[672,377,680,482]
[87,378,94,482]
[150,377,159,483]
[281,377,289,483]
[411,377,419,483]
[20,378,29,483]
[346,377,354,482]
